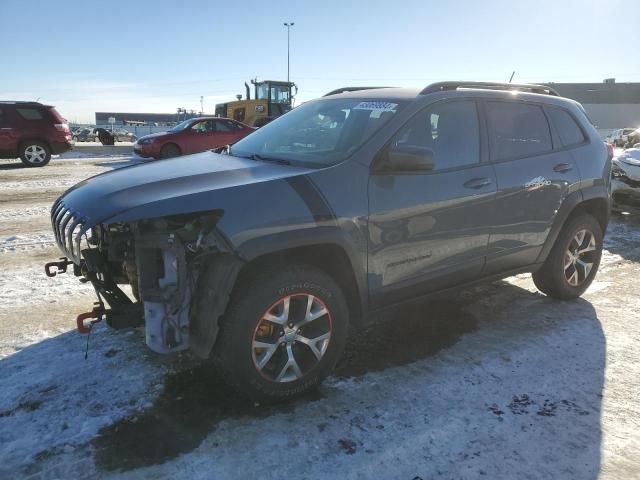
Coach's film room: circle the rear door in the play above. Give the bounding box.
[0,107,18,153]
[212,119,241,146]
[368,99,496,308]
[482,100,581,274]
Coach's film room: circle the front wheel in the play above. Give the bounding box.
[533,213,603,300]
[160,143,181,158]
[213,265,349,401]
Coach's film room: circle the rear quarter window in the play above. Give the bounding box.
[16,108,45,120]
[546,107,586,148]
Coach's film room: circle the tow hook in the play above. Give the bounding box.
[45,257,73,277]
[76,303,105,334]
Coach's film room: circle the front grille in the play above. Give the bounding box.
[51,200,90,264]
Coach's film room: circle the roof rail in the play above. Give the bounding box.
[420,81,560,96]
[0,100,43,105]
[323,86,392,97]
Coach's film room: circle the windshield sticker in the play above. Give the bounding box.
[353,101,398,112]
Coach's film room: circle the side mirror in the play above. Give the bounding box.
[378,145,435,173]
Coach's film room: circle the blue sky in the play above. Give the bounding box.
[1,0,637,122]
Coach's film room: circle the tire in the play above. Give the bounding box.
[160,143,181,158]
[19,141,51,167]
[213,265,349,402]
[72,136,78,142]
[532,213,603,300]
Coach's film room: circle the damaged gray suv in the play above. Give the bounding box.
[46,82,612,400]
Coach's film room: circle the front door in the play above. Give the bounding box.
[186,119,217,154]
[368,99,496,308]
[481,100,582,273]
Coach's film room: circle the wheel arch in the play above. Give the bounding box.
[236,242,366,328]
[161,142,181,154]
[537,187,610,263]
[18,137,51,153]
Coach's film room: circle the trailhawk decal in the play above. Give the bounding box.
[525,176,552,192]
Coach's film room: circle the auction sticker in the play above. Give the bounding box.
[353,101,398,112]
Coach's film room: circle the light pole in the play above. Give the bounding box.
[283,22,294,86]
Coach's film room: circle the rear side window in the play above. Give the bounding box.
[486,102,552,161]
[392,100,480,170]
[16,108,44,120]
[214,120,234,132]
[546,107,586,148]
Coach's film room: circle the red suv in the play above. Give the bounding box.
[134,117,254,159]
[0,101,72,167]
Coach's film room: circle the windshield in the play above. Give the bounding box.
[231,98,406,167]
[169,119,196,132]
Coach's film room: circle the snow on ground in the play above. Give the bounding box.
[0,325,171,478]
[0,232,57,253]
[0,206,51,219]
[0,262,93,307]
[0,155,639,479]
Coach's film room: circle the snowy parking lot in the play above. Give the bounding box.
[0,154,639,479]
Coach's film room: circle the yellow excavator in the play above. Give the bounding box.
[215,78,297,127]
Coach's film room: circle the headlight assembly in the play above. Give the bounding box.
[611,164,626,178]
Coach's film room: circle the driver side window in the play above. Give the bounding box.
[393,100,480,170]
[191,120,214,133]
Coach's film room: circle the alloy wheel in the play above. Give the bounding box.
[563,228,597,287]
[252,293,332,383]
[24,145,47,164]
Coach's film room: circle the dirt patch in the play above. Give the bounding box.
[0,399,42,417]
[0,217,51,237]
[92,299,476,472]
[92,366,323,471]
[0,190,61,206]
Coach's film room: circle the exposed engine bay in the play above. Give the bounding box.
[46,208,242,359]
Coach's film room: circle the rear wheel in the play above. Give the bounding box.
[532,213,603,300]
[20,141,51,167]
[160,143,181,158]
[213,265,349,401]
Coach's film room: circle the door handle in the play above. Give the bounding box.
[0,128,13,131]
[553,163,573,173]
[464,177,492,189]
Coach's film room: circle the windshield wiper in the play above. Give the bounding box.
[238,153,292,165]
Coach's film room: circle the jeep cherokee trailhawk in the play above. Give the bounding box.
[46,82,611,400]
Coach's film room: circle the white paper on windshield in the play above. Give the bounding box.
[353,101,398,112]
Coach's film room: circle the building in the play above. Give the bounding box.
[545,80,640,131]
[94,111,201,127]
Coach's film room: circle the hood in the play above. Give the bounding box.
[138,131,170,141]
[55,151,312,226]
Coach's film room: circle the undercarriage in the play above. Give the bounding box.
[46,203,242,358]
